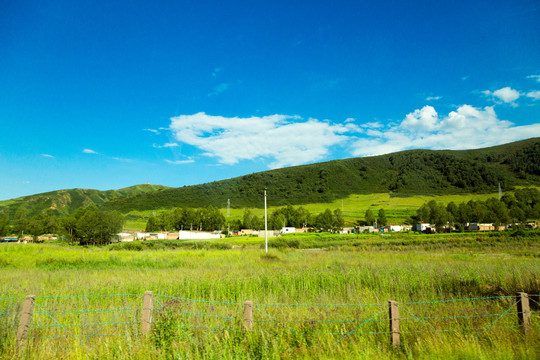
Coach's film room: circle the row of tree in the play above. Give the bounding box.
[145,205,347,233]
[360,209,387,227]
[414,188,540,232]
[145,206,226,232]
[0,205,124,245]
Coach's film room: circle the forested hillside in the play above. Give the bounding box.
[100,138,540,212]
[0,184,168,218]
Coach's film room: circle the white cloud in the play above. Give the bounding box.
[153,142,179,148]
[82,149,98,154]
[527,75,540,83]
[426,96,441,101]
[483,87,521,105]
[144,128,160,135]
[526,90,540,100]
[41,154,54,158]
[165,159,195,165]
[351,104,540,157]
[169,112,350,168]
[360,122,383,129]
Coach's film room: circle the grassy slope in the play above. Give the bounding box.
[103,138,540,213]
[0,184,169,218]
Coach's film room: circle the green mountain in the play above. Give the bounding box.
[0,184,169,218]
[99,138,540,212]
[2,138,539,217]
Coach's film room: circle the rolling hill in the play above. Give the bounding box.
[100,138,540,212]
[2,138,539,217]
[0,184,169,218]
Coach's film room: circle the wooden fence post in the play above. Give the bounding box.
[142,291,153,335]
[516,292,531,336]
[16,295,36,348]
[389,300,400,347]
[244,301,253,331]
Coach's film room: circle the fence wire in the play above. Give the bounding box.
[0,293,536,348]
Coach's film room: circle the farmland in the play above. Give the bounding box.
[1,231,539,359]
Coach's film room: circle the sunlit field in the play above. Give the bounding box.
[1,232,539,359]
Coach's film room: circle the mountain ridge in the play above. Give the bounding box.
[2,138,539,217]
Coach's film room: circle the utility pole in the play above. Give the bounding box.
[227,199,230,217]
[264,189,268,253]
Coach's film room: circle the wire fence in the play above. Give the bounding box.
[0,292,538,349]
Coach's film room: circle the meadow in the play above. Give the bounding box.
[0,232,539,359]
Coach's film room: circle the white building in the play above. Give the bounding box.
[280,227,296,234]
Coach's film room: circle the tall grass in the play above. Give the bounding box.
[0,233,539,358]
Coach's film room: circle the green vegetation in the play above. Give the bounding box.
[100,138,540,213]
[0,184,169,219]
[0,232,539,359]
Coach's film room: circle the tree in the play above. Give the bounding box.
[270,210,286,230]
[0,213,10,236]
[416,204,430,223]
[242,209,253,229]
[75,206,124,245]
[200,206,225,231]
[145,216,159,232]
[485,198,509,230]
[251,215,262,230]
[27,210,58,240]
[365,209,375,226]
[333,208,344,230]
[378,209,387,227]
[315,209,334,231]
[13,207,29,237]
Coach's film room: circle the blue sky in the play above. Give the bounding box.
[1,0,539,200]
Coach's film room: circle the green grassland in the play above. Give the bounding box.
[1,232,539,359]
[123,190,530,231]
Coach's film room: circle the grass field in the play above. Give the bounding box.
[1,231,539,359]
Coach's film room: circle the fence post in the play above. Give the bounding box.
[516,292,531,336]
[244,301,253,331]
[142,291,153,335]
[389,300,400,347]
[16,295,36,348]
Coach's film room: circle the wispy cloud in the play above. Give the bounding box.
[41,154,54,158]
[351,104,540,157]
[144,128,160,135]
[526,90,540,100]
[165,159,194,165]
[208,83,230,97]
[169,112,352,168]
[426,96,441,101]
[527,75,540,83]
[212,67,222,77]
[82,149,98,154]
[482,86,521,106]
[153,142,179,148]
